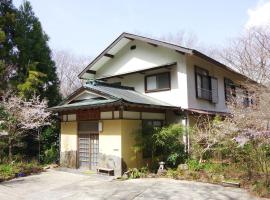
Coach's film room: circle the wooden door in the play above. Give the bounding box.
[79,134,99,169]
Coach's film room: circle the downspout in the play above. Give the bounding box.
[183,110,190,155]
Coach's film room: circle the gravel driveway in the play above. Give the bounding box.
[0,169,263,200]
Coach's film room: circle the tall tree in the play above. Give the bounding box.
[15,1,61,106]
[0,0,18,92]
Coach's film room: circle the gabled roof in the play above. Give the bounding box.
[78,32,253,82]
[49,81,178,111]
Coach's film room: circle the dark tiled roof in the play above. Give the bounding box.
[49,81,177,111]
[84,81,174,107]
[49,99,120,111]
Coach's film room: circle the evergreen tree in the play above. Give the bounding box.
[15,1,61,106]
[0,0,18,91]
[1,0,61,162]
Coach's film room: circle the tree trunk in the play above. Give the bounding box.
[8,137,12,162]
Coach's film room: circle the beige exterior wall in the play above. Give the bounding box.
[121,120,143,170]
[98,119,143,174]
[60,122,78,168]
[98,120,122,176]
[60,122,78,152]
[99,120,122,159]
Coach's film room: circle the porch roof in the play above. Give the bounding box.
[49,81,179,112]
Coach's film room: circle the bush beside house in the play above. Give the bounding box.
[131,116,270,198]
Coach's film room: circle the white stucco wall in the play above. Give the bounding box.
[95,40,188,108]
[186,55,246,112]
[82,39,247,113]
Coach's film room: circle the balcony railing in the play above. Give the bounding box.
[197,87,218,103]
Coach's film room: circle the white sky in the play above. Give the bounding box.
[245,0,270,28]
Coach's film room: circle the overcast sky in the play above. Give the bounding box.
[13,0,270,58]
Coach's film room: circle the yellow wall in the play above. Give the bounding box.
[60,119,144,173]
[99,119,143,172]
[99,120,122,158]
[121,120,143,169]
[60,122,78,152]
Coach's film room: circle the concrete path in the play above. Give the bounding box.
[0,169,263,200]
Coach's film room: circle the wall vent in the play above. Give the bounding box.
[130,45,136,50]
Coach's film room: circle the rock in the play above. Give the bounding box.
[157,169,167,176]
[43,164,59,170]
[211,174,224,182]
[122,173,128,179]
[43,166,50,170]
[221,181,240,188]
[178,164,188,170]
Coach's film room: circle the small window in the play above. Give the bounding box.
[224,78,236,102]
[62,114,76,122]
[142,120,163,128]
[195,66,211,101]
[145,72,170,92]
[195,66,218,103]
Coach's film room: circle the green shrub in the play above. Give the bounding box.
[0,164,15,179]
[0,161,43,182]
[43,146,58,164]
[202,162,226,174]
[126,167,149,179]
[152,124,186,167]
[252,181,270,198]
[187,159,203,171]
[166,168,179,179]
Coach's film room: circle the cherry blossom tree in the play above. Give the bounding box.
[0,93,51,161]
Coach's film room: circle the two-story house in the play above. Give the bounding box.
[50,32,251,176]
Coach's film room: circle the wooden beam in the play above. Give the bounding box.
[104,53,114,58]
[175,50,185,55]
[124,36,135,41]
[86,70,96,74]
[147,42,158,47]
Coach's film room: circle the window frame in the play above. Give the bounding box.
[194,66,212,101]
[142,119,164,158]
[224,77,236,102]
[145,72,171,93]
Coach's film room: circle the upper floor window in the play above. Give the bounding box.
[224,78,254,107]
[224,78,236,102]
[195,66,218,103]
[145,72,170,93]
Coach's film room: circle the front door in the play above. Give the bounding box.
[79,134,99,169]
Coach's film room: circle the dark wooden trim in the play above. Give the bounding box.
[112,110,114,119]
[99,62,176,80]
[119,106,124,119]
[144,72,171,93]
[86,70,96,74]
[175,50,185,55]
[104,53,114,58]
[125,107,165,113]
[147,42,158,47]
[145,88,171,93]
[124,36,135,41]
[76,122,79,169]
